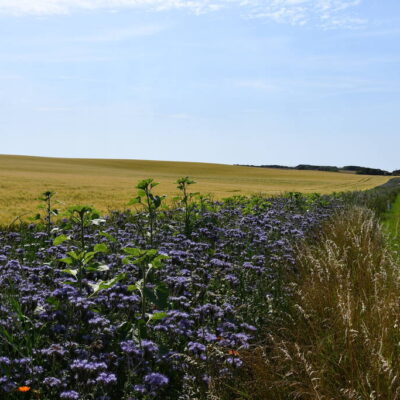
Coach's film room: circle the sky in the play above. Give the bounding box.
[1,0,400,170]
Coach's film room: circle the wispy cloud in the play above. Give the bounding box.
[246,0,366,28]
[234,75,400,96]
[73,25,166,43]
[0,0,365,28]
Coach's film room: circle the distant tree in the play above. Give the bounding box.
[342,166,390,176]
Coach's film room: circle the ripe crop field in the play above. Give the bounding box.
[0,155,390,225]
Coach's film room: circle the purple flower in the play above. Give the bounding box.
[187,341,207,360]
[96,372,117,385]
[60,391,80,399]
[144,372,169,387]
[43,377,62,387]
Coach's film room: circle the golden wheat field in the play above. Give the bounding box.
[0,154,390,225]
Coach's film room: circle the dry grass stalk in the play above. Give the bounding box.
[214,207,400,400]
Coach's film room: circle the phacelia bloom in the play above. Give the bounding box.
[144,373,169,387]
[43,377,62,387]
[60,390,80,399]
[96,373,117,385]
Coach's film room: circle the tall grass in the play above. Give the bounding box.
[214,206,400,400]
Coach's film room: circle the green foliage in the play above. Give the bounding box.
[59,242,110,293]
[66,205,100,249]
[175,176,199,237]
[128,179,166,246]
[53,234,70,246]
[124,248,169,328]
[88,274,126,297]
[32,191,59,235]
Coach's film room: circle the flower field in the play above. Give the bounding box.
[0,179,339,399]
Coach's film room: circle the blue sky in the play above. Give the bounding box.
[1,0,400,170]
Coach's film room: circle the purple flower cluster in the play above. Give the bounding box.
[0,194,338,399]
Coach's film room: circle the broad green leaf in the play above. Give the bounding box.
[94,243,108,253]
[89,273,126,296]
[128,197,142,206]
[83,252,96,263]
[127,279,143,293]
[61,269,78,277]
[67,251,79,260]
[53,234,70,246]
[124,247,142,257]
[59,257,73,265]
[147,312,167,323]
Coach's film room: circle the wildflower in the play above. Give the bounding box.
[144,372,169,387]
[18,386,31,392]
[60,390,80,399]
[43,377,62,387]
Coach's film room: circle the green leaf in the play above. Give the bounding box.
[143,283,169,309]
[153,196,162,208]
[147,312,167,323]
[85,266,100,272]
[99,232,117,243]
[61,269,78,277]
[152,254,169,269]
[59,257,73,265]
[94,243,108,253]
[136,179,153,190]
[127,279,143,293]
[128,197,141,206]
[62,281,79,287]
[146,249,158,257]
[89,273,126,297]
[67,250,80,260]
[83,251,96,264]
[124,247,143,257]
[53,234,70,246]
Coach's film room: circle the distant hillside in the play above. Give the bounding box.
[237,164,397,176]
